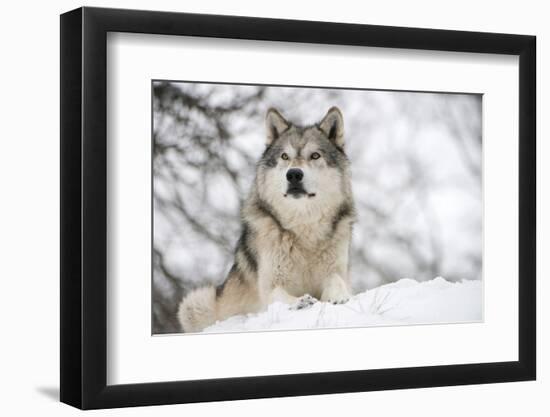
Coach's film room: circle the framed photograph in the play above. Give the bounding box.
[60,6,536,409]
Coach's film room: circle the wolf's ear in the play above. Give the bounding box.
[319,107,344,147]
[265,108,290,145]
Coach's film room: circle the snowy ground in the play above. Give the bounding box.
[203,277,482,333]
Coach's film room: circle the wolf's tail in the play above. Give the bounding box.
[177,286,217,333]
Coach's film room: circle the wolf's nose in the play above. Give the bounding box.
[286,168,304,184]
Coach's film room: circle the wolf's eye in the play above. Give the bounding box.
[310,152,321,160]
[281,153,289,160]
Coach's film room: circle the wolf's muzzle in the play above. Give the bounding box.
[285,168,309,198]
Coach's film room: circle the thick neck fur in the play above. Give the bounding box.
[244,179,355,250]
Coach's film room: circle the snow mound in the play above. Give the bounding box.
[203,277,482,333]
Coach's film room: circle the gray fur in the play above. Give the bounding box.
[236,222,258,272]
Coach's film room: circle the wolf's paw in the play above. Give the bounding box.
[290,294,318,310]
[321,275,352,305]
[327,296,350,305]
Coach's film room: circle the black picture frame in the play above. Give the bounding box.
[60,6,536,410]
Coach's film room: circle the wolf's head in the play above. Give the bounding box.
[255,107,353,223]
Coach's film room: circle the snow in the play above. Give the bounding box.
[203,277,482,333]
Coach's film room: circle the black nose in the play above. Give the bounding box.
[286,168,304,184]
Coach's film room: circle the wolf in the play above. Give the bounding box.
[177,106,356,332]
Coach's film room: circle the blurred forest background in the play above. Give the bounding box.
[152,81,482,334]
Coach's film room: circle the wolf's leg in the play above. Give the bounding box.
[256,230,318,310]
[320,274,351,304]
